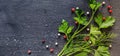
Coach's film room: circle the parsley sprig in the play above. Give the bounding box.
[57,0,115,56]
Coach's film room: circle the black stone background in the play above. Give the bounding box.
[0,0,119,56]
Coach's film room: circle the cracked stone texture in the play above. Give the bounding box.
[0,0,119,56]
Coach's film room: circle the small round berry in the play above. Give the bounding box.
[109,44,112,49]
[27,50,32,55]
[75,21,78,25]
[57,33,61,36]
[102,1,106,5]
[86,28,90,31]
[55,42,58,46]
[46,45,49,49]
[84,36,90,41]
[71,8,76,13]
[76,7,79,10]
[102,17,106,21]
[63,35,67,39]
[42,39,45,43]
[50,48,54,53]
[109,10,112,13]
[107,5,112,9]
[86,11,90,15]
[89,41,92,44]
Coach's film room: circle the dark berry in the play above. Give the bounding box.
[107,5,112,9]
[84,36,90,41]
[109,10,112,13]
[75,21,78,25]
[27,50,32,55]
[63,35,67,39]
[71,8,75,13]
[50,48,54,53]
[102,17,106,21]
[42,39,45,43]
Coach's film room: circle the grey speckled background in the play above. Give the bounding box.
[0,0,119,56]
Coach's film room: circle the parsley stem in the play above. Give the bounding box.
[75,11,96,35]
[57,37,73,56]
[58,10,96,56]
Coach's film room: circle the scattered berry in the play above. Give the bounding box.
[55,42,58,46]
[84,36,90,41]
[102,1,106,5]
[71,8,76,13]
[42,39,45,44]
[86,11,90,15]
[57,33,61,36]
[63,35,67,39]
[107,5,112,9]
[50,48,54,53]
[109,44,112,49]
[89,41,92,44]
[75,21,78,25]
[76,7,79,10]
[109,10,112,14]
[102,17,106,21]
[27,50,32,55]
[86,28,90,31]
[46,45,49,49]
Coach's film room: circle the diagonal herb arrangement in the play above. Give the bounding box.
[57,0,115,56]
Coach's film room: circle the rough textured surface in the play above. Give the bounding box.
[110,0,120,56]
[0,0,119,56]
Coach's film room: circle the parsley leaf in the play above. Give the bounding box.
[58,19,69,34]
[100,16,115,28]
[89,0,102,11]
[67,26,74,34]
[95,14,116,28]
[74,16,88,25]
[90,25,101,35]
[59,19,74,34]
[95,46,110,56]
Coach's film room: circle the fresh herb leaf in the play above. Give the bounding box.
[89,0,101,11]
[90,25,101,35]
[75,9,84,17]
[58,19,68,34]
[95,14,116,28]
[89,0,96,4]
[90,4,96,10]
[100,16,115,28]
[74,9,88,25]
[95,2,102,10]
[67,26,74,34]
[95,50,101,56]
[74,16,88,25]
[75,52,88,56]
[95,46,110,56]
[90,36,96,45]
[95,13,103,26]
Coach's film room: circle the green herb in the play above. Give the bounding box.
[57,0,116,56]
[95,14,115,28]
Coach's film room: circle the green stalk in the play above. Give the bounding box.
[57,10,96,56]
[57,37,73,56]
[57,25,81,56]
[75,11,95,35]
[67,46,90,56]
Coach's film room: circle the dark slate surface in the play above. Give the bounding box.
[0,0,89,56]
[0,0,119,56]
[110,0,120,56]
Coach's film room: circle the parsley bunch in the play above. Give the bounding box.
[58,0,115,56]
